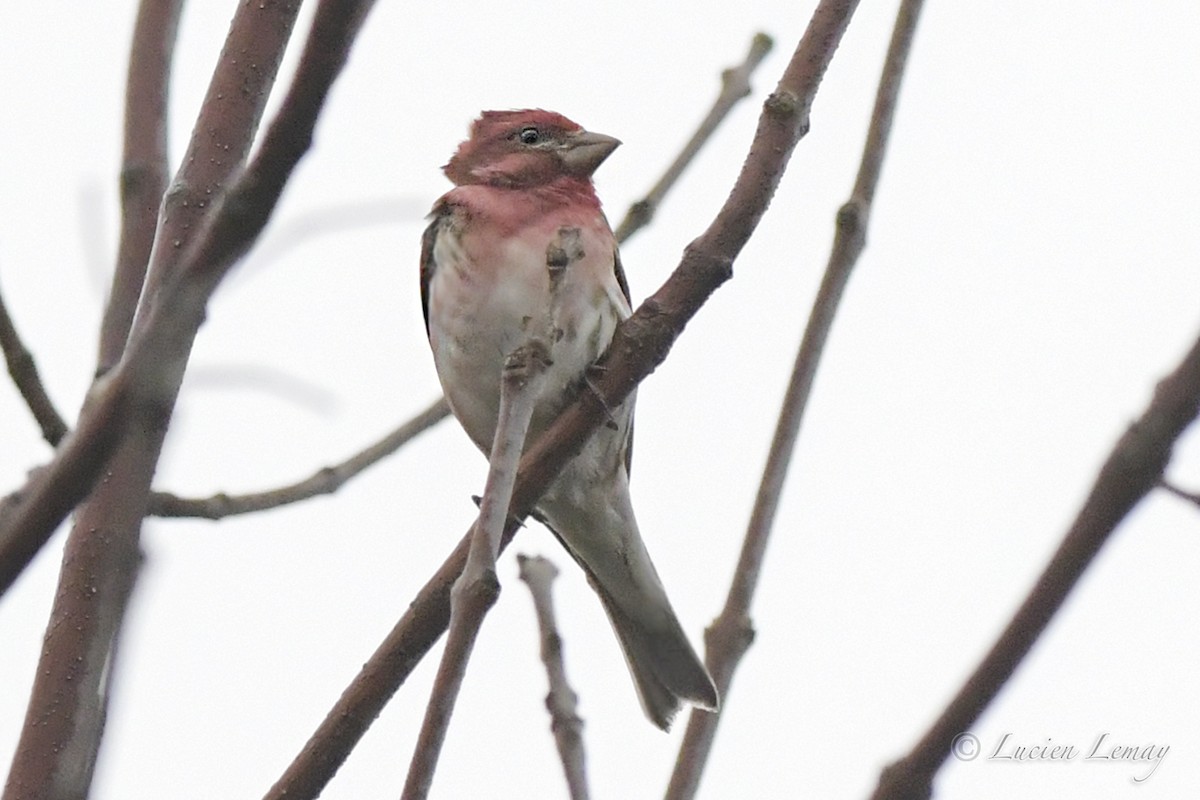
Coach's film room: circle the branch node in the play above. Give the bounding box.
[503,339,553,389]
[704,613,756,664]
[764,89,800,118]
[835,199,868,253]
[451,563,500,610]
[751,31,775,53]
[682,241,735,286]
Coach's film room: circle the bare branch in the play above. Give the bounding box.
[264,4,861,797]
[97,0,183,374]
[519,554,589,800]
[666,2,926,796]
[2,2,305,796]
[402,342,550,800]
[0,0,376,597]
[249,196,428,269]
[1158,477,1200,508]
[613,33,774,243]
[0,280,69,445]
[870,346,1200,800]
[148,397,449,519]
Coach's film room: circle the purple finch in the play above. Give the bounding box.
[420,110,718,729]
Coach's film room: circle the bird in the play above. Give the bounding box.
[420,109,718,729]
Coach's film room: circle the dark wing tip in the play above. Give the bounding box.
[419,201,452,337]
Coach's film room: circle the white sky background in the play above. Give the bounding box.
[2,2,1199,798]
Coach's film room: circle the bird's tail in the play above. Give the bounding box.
[536,469,718,730]
[591,575,719,730]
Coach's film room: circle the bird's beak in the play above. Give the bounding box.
[561,130,621,176]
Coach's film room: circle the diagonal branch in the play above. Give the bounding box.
[402,342,550,800]
[667,1,926,796]
[613,33,774,243]
[871,327,1200,800]
[264,3,861,797]
[0,280,69,446]
[148,397,449,519]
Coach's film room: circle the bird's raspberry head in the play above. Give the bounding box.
[443,109,620,188]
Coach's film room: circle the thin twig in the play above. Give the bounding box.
[666,2,925,797]
[613,33,774,244]
[148,397,449,519]
[248,196,428,269]
[871,328,1200,799]
[402,342,550,800]
[0,280,69,445]
[264,4,860,797]
[0,394,443,576]
[1158,477,1200,508]
[519,554,589,800]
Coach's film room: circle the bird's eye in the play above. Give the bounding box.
[517,127,541,145]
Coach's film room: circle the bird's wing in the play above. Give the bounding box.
[611,244,636,476]
[612,244,632,309]
[418,198,451,337]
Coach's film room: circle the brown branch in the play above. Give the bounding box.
[2,3,306,797]
[249,196,428,268]
[1158,477,1200,508]
[0,280,69,445]
[518,554,589,800]
[0,395,438,531]
[97,0,182,375]
[148,397,449,519]
[870,345,1200,800]
[613,33,774,244]
[0,379,129,598]
[402,342,550,800]
[667,2,926,796]
[0,0,376,597]
[264,3,861,797]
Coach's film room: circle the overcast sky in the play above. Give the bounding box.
[2,2,1199,798]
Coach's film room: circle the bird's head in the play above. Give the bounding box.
[443,109,620,188]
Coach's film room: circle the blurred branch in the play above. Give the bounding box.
[519,554,589,800]
[265,2,861,797]
[247,196,428,270]
[185,362,340,414]
[149,397,449,519]
[0,280,69,445]
[667,1,926,796]
[871,343,1200,800]
[613,33,774,244]
[1158,477,1200,508]
[402,342,549,800]
[97,0,182,374]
